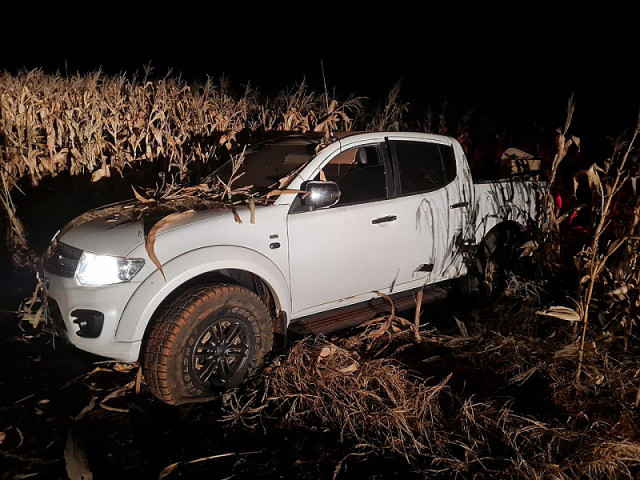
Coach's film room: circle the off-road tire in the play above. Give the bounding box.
[460,227,522,301]
[143,284,273,405]
[478,227,521,299]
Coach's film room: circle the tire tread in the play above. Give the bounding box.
[143,284,273,405]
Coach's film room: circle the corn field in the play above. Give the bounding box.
[0,69,365,264]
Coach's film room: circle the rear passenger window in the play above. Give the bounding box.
[391,141,456,195]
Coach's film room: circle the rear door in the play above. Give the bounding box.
[387,138,467,288]
[287,141,404,317]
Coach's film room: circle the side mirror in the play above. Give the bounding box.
[301,181,341,210]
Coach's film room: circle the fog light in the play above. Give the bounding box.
[70,309,104,338]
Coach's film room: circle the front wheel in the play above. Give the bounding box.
[143,284,273,405]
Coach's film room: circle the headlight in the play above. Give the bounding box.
[75,251,145,286]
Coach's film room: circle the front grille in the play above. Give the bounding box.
[43,242,83,278]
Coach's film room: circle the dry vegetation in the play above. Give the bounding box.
[2,70,640,478]
[0,69,362,265]
[220,304,640,478]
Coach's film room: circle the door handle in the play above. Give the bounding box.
[450,201,469,209]
[372,215,397,224]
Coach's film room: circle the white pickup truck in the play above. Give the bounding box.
[42,132,539,405]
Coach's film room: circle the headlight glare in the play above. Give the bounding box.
[75,251,145,286]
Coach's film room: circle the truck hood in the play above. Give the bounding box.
[58,215,145,257]
[57,201,239,257]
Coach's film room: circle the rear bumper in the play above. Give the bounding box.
[42,269,142,362]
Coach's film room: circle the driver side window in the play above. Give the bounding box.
[320,145,387,206]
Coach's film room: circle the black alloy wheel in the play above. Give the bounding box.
[191,317,253,389]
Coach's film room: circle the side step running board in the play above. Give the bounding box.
[289,285,449,335]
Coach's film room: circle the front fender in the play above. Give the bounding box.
[114,245,291,343]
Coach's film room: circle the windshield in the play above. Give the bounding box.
[208,137,322,195]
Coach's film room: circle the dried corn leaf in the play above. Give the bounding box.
[509,366,539,385]
[90,166,109,183]
[607,237,627,256]
[519,240,538,257]
[248,197,256,224]
[454,316,469,336]
[374,291,396,318]
[99,404,129,413]
[414,286,424,342]
[339,362,359,374]
[554,342,594,359]
[99,380,135,413]
[317,346,337,362]
[573,163,604,194]
[444,335,480,347]
[74,395,97,421]
[112,363,136,372]
[609,285,631,300]
[18,284,46,328]
[230,206,242,224]
[145,210,195,281]
[22,304,44,329]
[64,430,93,480]
[266,189,308,199]
[135,366,143,394]
[571,135,581,150]
[131,186,155,204]
[537,306,581,322]
[159,452,241,480]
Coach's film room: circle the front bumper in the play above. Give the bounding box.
[43,269,142,362]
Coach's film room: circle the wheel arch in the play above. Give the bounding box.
[482,219,524,242]
[460,219,527,299]
[473,219,525,272]
[115,246,291,348]
[474,213,526,243]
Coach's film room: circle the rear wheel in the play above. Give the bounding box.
[143,284,273,405]
[460,226,523,300]
[479,227,523,298]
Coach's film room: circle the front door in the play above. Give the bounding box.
[287,142,402,317]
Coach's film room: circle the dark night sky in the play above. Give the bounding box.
[2,10,637,148]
